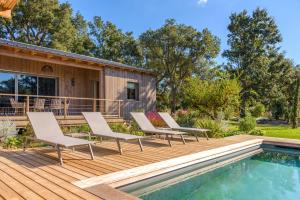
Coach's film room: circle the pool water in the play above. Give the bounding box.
[139,148,300,200]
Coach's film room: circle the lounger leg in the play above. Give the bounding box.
[195,133,199,142]
[116,139,123,155]
[138,139,143,152]
[180,135,186,144]
[166,134,172,147]
[56,145,63,166]
[23,137,28,152]
[88,144,94,160]
[205,131,209,140]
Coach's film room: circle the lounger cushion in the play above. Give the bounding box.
[82,112,143,140]
[27,112,93,148]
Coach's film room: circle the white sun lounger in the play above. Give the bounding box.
[130,112,187,146]
[158,112,209,141]
[26,112,94,165]
[82,112,144,154]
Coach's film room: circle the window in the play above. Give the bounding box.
[38,77,57,96]
[0,71,57,96]
[127,82,139,100]
[0,72,15,94]
[18,75,37,95]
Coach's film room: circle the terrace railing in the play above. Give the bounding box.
[0,93,123,118]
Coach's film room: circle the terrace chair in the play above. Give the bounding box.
[158,112,209,141]
[9,98,25,115]
[82,112,144,154]
[50,99,63,115]
[25,112,94,165]
[33,98,45,111]
[130,112,187,147]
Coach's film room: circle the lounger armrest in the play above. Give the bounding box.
[157,127,172,130]
[144,129,186,135]
[65,132,91,138]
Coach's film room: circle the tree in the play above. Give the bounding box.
[292,71,300,128]
[223,8,283,117]
[89,16,142,66]
[139,19,220,113]
[183,77,241,119]
[0,0,93,54]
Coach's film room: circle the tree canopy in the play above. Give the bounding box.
[223,8,296,118]
[139,19,220,113]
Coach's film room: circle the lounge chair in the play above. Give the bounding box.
[130,112,187,147]
[82,112,144,154]
[158,112,209,141]
[26,112,94,165]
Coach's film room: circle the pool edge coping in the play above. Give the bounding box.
[73,139,263,189]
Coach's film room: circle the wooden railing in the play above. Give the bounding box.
[0,93,123,118]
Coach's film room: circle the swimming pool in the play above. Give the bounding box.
[121,145,300,200]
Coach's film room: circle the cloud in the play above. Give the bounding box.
[197,0,208,6]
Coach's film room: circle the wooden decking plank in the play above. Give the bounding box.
[62,151,122,172]
[0,153,65,200]
[21,151,87,180]
[12,151,77,183]
[34,151,102,176]
[0,179,24,200]
[0,168,43,200]
[32,150,96,178]
[1,151,101,200]
[65,150,130,170]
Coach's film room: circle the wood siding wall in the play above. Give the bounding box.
[0,55,156,119]
[104,68,156,118]
[0,55,99,98]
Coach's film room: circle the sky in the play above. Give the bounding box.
[60,0,300,64]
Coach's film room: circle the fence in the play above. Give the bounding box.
[0,93,123,118]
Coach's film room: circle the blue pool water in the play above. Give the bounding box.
[138,148,300,200]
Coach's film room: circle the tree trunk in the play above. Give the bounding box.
[292,77,299,128]
[240,95,247,118]
[170,86,177,114]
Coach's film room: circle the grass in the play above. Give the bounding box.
[257,124,300,140]
[226,121,300,140]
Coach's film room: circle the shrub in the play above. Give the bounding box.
[129,121,145,136]
[223,130,243,137]
[194,118,224,138]
[248,129,265,136]
[176,110,198,127]
[3,135,23,149]
[239,116,256,132]
[110,123,129,133]
[146,112,166,127]
[251,103,265,117]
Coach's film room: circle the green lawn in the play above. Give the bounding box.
[227,121,300,140]
[257,124,300,140]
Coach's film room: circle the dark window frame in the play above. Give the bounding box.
[127,82,139,101]
[0,70,58,97]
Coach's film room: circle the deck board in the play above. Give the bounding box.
[0,135,262,200]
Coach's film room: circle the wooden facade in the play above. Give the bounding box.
[0,39,156,120]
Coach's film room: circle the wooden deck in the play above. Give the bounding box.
[0,135,275,199]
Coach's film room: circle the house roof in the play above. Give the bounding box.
[0,39,153,75]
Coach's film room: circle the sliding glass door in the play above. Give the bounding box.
[18,75,38,95]
[38,77,57,96]
[0,71,58,97]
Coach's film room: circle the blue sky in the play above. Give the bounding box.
[61,0,300,64]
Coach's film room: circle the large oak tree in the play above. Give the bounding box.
[223,8,296,117]
[139,19,220,113]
